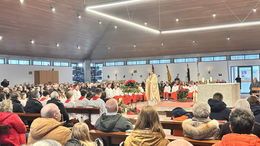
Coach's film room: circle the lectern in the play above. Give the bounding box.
[34,70,59,84]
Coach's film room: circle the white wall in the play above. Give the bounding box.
[0,64,72,86]
[102,60,260,82]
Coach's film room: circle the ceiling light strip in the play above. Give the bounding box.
[162,21,260,34]
[87,0,152,9]
[86,8,160,34]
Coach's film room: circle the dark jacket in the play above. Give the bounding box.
[208,99,231,121]
[1,80,9,87]
[250,103,260,123]
[65,138,81,146]
[95,113,133,132]
[24,98,43,113]
[11,99,25,113]
[47,98,69,122]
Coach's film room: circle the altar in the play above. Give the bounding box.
[197,83,240,107]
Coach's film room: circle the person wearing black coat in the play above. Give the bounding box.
[25,91,43,113]
[11,92,25,113]
[47,91,69,123]
[1,79,9,87]
[248,95,260,123]
[208,93,231,121]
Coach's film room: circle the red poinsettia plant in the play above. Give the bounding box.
[120,80,140,93]
[177,88,189,101]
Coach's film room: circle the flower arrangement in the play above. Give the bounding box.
[177,88,189,101]
[120,80,140,93]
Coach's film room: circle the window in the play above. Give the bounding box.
[186,58,197,62]
[33,61,42,65]
[127,61,137,65]
[53,62,61,66]
[8,59,19,64]
[19,60,30,65]
[42,61,50,66]
[201,57,214,62]
[159,59,171,64]
[136,60,146,64]
[105,62,114,66]
[174,58,186,63]
[231,55,245,60]
[60,62,69,67]
[149,60,160,64]
[0,58,4,64]
[214,56,226,61]
[245,54,259,60]
[114,61,124,66]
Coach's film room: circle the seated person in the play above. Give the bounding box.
[64,90,75,108]
[65,123,96,146]
[47,91,69,123]
[214,108,260,146]
[25,91,43,113]
[75,89,90,107]
[208,93,231,121]
[124,106,169,146]
[89,88,107,125]
[182,102,219,140]
[39,91,50,106]
[0,97,27,146]
[95,99,133,132]
[247,95,260,123]
[28,103,71,145]
[10,92,25,113]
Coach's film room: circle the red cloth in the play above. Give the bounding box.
[213,133,260,146]
[163,92,169,98]
[78,96,85,100]
[143,92,147,101]
[123,95,132,104]
[187,92,193,98]
[0,112,26,146]
[171,92,177,100]
[92,96,100,100]
[132,95,138,103]
[39,97,46,101]
[65,99,71,103]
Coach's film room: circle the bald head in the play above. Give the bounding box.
[41,103,61,121]
[50,91,59,99]
[105,99,118,113]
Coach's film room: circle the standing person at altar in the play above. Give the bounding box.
[105,83,113,98]
[163,83,171,100]
[145,71,160,104]
[249,77,260,95]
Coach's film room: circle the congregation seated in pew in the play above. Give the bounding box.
[95,99,133,132]
[247,95,260,123]
[27,103,71,145]
[182,102,220,140]
[0,97,27,146]
[124,106,170,146]
[208,92,231,121]
[24,91,43,114]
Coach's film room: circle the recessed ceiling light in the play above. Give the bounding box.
[212,14,216,18]
[161,42,164,46]
[192,40,196,43]
[144,22,148,26]
[176,18,179,22]
[226,37,230,40]
[20,0,24,4]
[51,7,56,13]
[30,39,35,44]
[253,8,257,13]
[56,43,60,47]
[98,20,102,24]
[77,14,82,19]
[133,44,136,48]
[114,25,118,30]
[0,36,3,41]
[107,46,111,50]
[77,45,80,49]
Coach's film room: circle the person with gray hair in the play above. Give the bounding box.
[47,91,70,123]
[95,99,133,132]
[182,102,219,140]
[28,103,71,145]
[213,108,260,146]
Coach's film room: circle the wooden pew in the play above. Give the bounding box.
[66,107,100,123]
[90,130,220,146]
[16,113,41,121]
